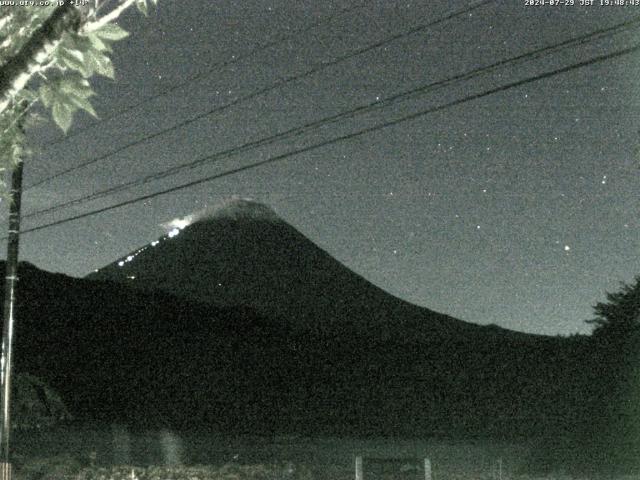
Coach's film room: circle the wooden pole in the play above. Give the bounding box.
[0,154,24,480]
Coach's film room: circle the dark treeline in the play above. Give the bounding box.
[569,276,640,472]
[2,262,640,474]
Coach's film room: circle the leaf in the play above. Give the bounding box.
[51,102,74,133]
[38,84,54,108]
[64,33,93,53]
[136,0,148,16]
[56,74,98,117]
[94,23,130,41]
[42,74,98,132]
[58,75,94,99]
[86,49,115,79]
[58,47,91,77]
[67,94,97,118]
[86,32,112,53]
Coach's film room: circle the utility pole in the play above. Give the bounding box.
[0,112,25,480]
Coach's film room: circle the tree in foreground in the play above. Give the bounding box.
[587,275,640,338]
[0,0,159,177]
[0,2,159,476]
[578,276,640,472]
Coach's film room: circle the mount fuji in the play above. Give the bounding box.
[88,198,518,342]
[0,197,583,435]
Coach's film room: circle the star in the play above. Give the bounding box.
[17,0,638,338]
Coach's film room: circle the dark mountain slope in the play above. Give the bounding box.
[87,199,541,345]
[0,262,587,437]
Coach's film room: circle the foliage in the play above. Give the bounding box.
[11,373,71,430]
[15,461,315,480]
[576,276,640,473]
[0,1,158,183]
[75,463,314,480]
[14,453,82,480]
[587,275,640,338]
[0,6,58,61]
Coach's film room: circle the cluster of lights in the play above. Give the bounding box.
[116,216,191,269]
[118,252,139,267]
[165,217,191,239]
[116,246,151,268]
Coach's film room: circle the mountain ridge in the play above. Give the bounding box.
[87,198,541,342]
[0,199,589,435]
[0,259,587,436]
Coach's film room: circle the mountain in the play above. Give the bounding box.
[87,198,524,342]
[81,199,590,435]
[0,201,593,440]
[0,255,590,438]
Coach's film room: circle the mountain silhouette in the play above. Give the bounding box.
[0,201,590,437]
[83,199,588,435]
[87,198,528,343]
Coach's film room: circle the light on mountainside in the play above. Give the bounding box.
[166,217,192,231]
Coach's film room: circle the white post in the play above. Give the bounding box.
[424,458,432,480]
[355,456,363,480]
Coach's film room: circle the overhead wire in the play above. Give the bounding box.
[15,41,640,237]
[26,0,495,190]
[39,0,370,148]
[22,13,640,221]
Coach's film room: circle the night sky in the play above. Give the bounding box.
[6,0,640,336]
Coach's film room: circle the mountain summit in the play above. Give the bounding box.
[161,197,281,229]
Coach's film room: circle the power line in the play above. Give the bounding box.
[16,41,640,237]
[23,14,640,220]
[26,0,495,190]
[39,0,370,148]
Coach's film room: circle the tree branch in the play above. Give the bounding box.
[0,13,13,32]
[83,0,136,33]
[0,3,82,115]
